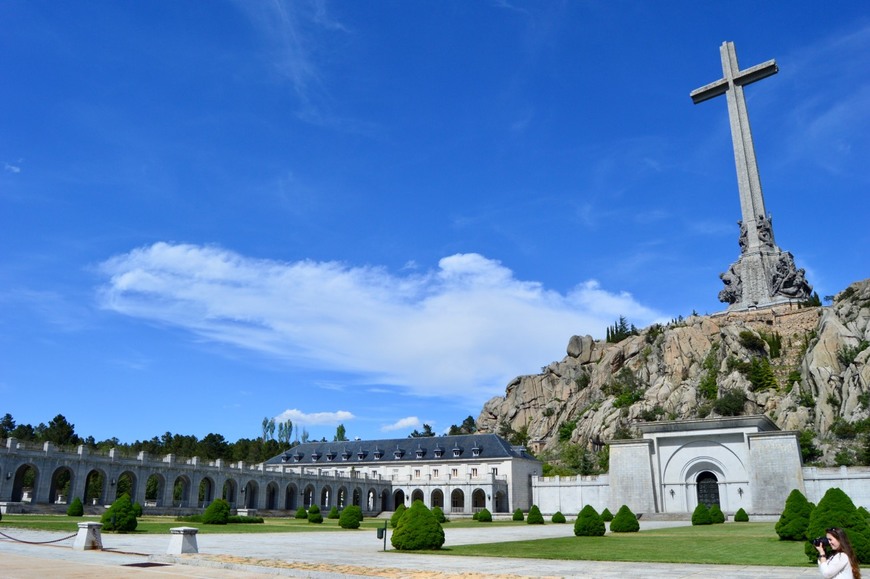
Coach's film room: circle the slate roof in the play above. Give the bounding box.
[264,434,536,466]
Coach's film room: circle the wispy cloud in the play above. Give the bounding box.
[4,161,22,173]
[381,416,420,432]
[97,242,663,403]
[234,0,349,126]
[274,408,355,426]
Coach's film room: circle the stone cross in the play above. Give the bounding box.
[691,41,777,252]
[690,41,812,310]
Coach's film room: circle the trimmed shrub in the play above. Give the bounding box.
[390,503,407,528]
[431,506,447,523]
[610,505,640,533]
[601,507,614,522]
[804,487,870,563]
[574,505,605,537]
[477,508,492,522]
[101,493,138,533]
[734,508,749,522]
[691,503,712,525]
[307,503,323,524]
[512,508,524,522]
[132,501,143,518]
[775,489,813,540]
[552,511,566,524]
[294,506,307,519]
[527,505,545,525]
[472,511,479,520]
[339,505,363,529]
[709,504,726,524]
[67,497,84,517]
[390,500,445,551]
[327,506,340,519]
[202,498,231,525]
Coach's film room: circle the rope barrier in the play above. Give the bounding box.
[0,530,78,544]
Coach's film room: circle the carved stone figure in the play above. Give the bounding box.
[756,214,774,247]
[718,264,742,304]
[770,252,811,299]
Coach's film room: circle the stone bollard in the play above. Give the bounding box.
[72,522,103,551]
[167,526,199,554]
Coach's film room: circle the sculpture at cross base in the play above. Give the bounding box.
[691,41,812,310]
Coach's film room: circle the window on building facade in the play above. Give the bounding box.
[414,469,421,478]
[451,468,458,477]
[432,468,439,477]
[471,467,478,477]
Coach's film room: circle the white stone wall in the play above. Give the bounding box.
[803,466,870,509]
[531,474,609,515]
[747,432,804,513]
[608,440,656,513]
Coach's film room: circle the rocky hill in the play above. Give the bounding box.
[478,279,870,465]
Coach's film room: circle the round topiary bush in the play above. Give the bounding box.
[527,505,544,525]
[709,504,726,524]
[601,507,613,522]
[390,500,445,551]
[691,503,712,526]
[476,508,492,522]
[609,504,639,533]
[574,505,605,537]
[776,488,812,540]
[804,487,870,563]
[552,511,566,524]
[202,498,231,524]
[67,497,84,517]
[472,511,479,520]
[328,506,340,519]
[295,506,307,519]
[339,505,363,529]
[100,493,138,533]
[390,503,407,528]
[431,506,447,523]
[512,508,524,521]
[307,503,323,524]
[734,507,749,522]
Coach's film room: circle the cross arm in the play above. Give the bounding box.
[733,59,778,87]
[690,78,728,104]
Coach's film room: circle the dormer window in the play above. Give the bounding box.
[373,448,383,460]
[357,449,367,460]
[472,444,481,457]
[415,446,425,459]
[281,452,292,463]
[311,451,321,461]
[292,451,303,462]
[433,446,444,458]
[326,451,336,462]
[393,447,404,459]
[341,449,351,461]
[452,443,462,458]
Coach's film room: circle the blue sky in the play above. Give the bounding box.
[2,1,868,445]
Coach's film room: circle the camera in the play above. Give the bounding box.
[812,537,831,548]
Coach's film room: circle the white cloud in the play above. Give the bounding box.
[4,162,21,173]
[381,416,420,432]
[274,409,355,426]
[98,242,663,403]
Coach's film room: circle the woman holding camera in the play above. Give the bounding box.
[816,527,861,579]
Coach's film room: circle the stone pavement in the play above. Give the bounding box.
[0,522,822,578]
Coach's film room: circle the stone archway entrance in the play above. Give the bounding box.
[696,471,720,508]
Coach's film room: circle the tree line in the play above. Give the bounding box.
[0,413,480,465]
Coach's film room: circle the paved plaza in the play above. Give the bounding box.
[0,521,823,578]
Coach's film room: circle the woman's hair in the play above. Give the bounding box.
[827,527,861,579]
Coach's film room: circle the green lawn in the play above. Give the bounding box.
[437,522,812,567]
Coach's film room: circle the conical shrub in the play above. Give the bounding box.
[804,487,870,563]
[574,505,605,536]
[390,500,445,550]
[691,503,711,525]
[610,504,639,533]
[734,508,749,522]
[527,505,544,524]
[775,489,812,540]
[709,504,726,524]
[390,503,407,528]
[512,508,524,521]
